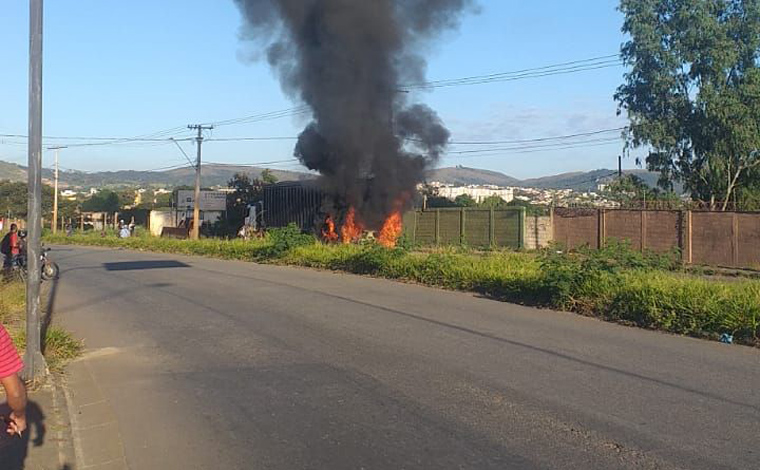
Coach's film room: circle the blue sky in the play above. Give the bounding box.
[0,0,632,179]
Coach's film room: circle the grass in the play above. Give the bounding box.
[0,279,83,374]
[44,229,760,346]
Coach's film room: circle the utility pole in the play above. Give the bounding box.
[48,146,65,234]
[618,155,623,179]
[187,124,213,240]
[24,0,47,380]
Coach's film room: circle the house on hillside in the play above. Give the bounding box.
[429,182,515,204]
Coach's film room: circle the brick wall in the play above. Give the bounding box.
[645,211,683,253]
[737,214,760,269]
[691,212,734,267]
[553,208,760,269]
[553,208,598,249]
[605,210,643,249]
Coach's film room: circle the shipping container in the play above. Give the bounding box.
[263,181,324,232]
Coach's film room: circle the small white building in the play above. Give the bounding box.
[60,189,78,200]
[431,183,515,204]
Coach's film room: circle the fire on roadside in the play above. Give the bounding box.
[341,207,364,244]
[321,214,339,242]
[378,207,403,248]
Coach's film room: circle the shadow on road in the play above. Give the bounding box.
[103,260,190,271]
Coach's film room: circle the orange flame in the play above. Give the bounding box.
[378,200,405,248]
[322,215,338,242]
[378,212,403,248]
[341,207,364,243]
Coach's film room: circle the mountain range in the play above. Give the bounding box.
[0,160,668,192]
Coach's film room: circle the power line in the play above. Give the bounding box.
[0,133,187,142]
[404,54,622,90]
[446,137,622,155]
[0,133,194,149]
[205,159,301,167]
[206,136,299,142]
[443,140,622,159]
[447,127,626,146]
[205,106,311,128]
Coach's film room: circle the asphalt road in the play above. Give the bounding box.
[51,246,759,470]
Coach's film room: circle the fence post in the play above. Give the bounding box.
[640,210,647,251]
[518,207,526,249]
[489,208,496,247]
[435,209,440,245]
[549,206,555,246]
[686,210,693,264]
[732,211,739,267]
[460,208,466,245]
[598,209,607,249]
[411,210,418,245]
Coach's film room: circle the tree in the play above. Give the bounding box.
[81,190,120,213]
[153,192,173,209]
[117,189,137,209]
[213,173,264,237]
[0,181,54,219]
[261,169,278,185]
[479,195,508,208]
[454,194,477,207]
[505,199,548,216]
[616,0,760,210]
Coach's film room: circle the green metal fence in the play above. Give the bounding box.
[402,207,525,248]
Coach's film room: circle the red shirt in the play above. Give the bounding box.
[0,325,23,379]
[9,233,19,256]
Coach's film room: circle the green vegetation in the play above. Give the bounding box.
[45,229,759,346]
[617,0,760,209]
[81,190,121,213]
[0,280,83,373]
[603,174,680,206]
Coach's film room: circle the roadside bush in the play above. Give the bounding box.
[259,224,315,259]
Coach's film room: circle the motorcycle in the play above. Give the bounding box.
[10,247,60,282]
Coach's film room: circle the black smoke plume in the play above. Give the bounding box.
[235,0,474,228]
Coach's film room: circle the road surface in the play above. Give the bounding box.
[51,246,759,470]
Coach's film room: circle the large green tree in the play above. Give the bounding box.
[81,190,120,213]
[616,0,760,210]
[0,181,54,219]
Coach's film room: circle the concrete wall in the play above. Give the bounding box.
[403,208,523,248]
[149,211,175,237]
[524,215,552,250]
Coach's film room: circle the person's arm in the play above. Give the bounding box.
[1,374,26,435]
[0,325,26,436]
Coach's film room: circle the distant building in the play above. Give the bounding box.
[60,190,78,200]
[174,190,227,225]
[430,183,515,204]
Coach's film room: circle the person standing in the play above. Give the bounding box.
[0,324,26,437]
[0,224,20,270]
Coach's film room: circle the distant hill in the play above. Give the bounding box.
[0,161,28,182]
[0,161,314,188]
[427,167,521,187]
[0,160,677,192]
[428,166,675,192]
